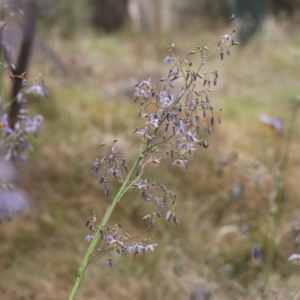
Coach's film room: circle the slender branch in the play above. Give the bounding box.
[68,154,142,300]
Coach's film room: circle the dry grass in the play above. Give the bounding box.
[1,18,300,299]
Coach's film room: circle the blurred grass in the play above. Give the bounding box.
[1,18,300,299]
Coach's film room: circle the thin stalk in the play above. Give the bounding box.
[68,154,142,300]
[68,42,222,299]
[263,103,299,288]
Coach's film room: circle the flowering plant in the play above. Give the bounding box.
[68,27,238,299]
[0,66,47,224]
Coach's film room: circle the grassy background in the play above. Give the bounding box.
[1,18,300,300]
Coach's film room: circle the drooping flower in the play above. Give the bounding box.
[107,167,119,178]
[85,235,94,242]
[164,56,172,64]
[25,84,48,98]
[252,244,262,261]
[259,114,283,134]
[288,254,300,264]
[178,142,195,155]
[147,157,161,166]
[220,34,233,44]
[171,158,187,168]
[23,115,44,133]
[137,128,152,142]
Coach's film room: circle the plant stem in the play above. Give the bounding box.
[68,43,220,299]
[263,102,299,289]
[68,154,142,300]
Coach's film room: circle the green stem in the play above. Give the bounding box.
[68,154,143,300]
[68,43,221,299]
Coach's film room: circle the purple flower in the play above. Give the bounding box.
[106,258,113,268]
[134,78,152,99]
[171,158,187,168]
[25,84,48,98]
[146,114,160,128]
[168,68,179,79]
[137,128,152,142]
[144,243,158,252]
[259,114,283,133]
[164,56,172,64]
[92,160,99,173]
[0,114,13,135]
[252,244,262,261]
[0,189,29,224]
[85,235,94,242]
[232,184,244,200]
[160,91,174,108]
[147,157,161,166]
[107,167,119,178]
[178,142,195,155]
[288,254,300,264]
[23,115,44,133]
[220,34,233,44]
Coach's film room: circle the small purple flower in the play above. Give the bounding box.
[147,157,161,166]
[166,210,172,221]
[288,254,300,264]
[106,258,113,268]
[23,115,43,133]
[168,68,179,79]
[232,184,244,200]
[137,128,152,142]
[160,92,174,108]
[107,167,119,178]
[134,78,152,99]
[252,244,262,261]
[178,142,195,155]
[171,158,187,168]
[259,114,283,134]
[144,244,158,252]
[19,153,27,163]
[146,115,160,128]
[220,34,233,44]
[85,235,94,242]
[25,84,48,98]
[92,160,99,173]
[164,56,172,64]
[0,189,29,224]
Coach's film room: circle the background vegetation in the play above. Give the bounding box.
[1,2,300,299]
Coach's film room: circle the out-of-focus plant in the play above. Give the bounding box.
[0,63,47,224]
[216,95,300,296]
[0,5,47,224]
[68,18,239,299]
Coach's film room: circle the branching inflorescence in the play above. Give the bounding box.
[69,25,238,300]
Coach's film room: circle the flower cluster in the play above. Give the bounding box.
[85,216,158,265]
[132,35,238,169]
[86,32,238,267]
[0,74,47,162]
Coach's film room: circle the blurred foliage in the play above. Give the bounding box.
[1,2,300,299]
